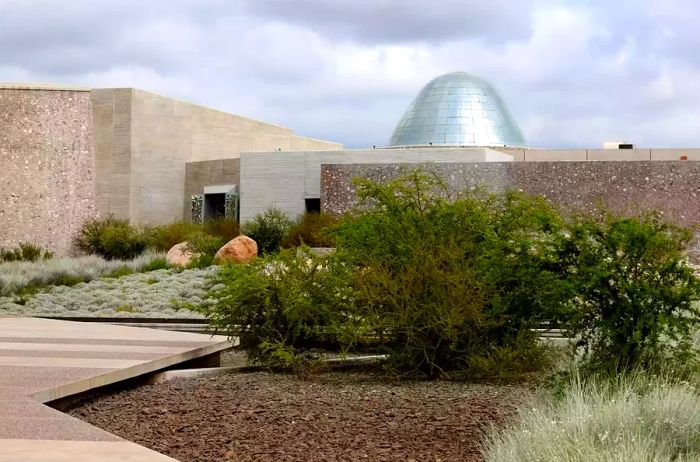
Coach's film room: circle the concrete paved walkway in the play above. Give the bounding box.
[0,317,231,461]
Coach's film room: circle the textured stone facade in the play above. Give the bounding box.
[322,161,700,250]
[0,85,96,255]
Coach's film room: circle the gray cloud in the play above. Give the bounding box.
[243,0,534,44]
[0,0,699,149]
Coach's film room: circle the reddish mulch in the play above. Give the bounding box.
[68,371,528,462]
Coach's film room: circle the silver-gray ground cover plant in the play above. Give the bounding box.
[0,266,216,318]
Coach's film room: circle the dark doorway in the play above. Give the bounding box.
[305,198,321,214]
[204,193,226,220]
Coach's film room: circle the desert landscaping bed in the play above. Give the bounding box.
[68,370,528,462]
[0,267,214,318]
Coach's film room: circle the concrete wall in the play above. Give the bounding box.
[91,89,132,220]
[321,161,700,231]
[239,148,513,222]
[291,135,343,151]
[650,149,700,161]
[92,88,342,225]
[184,159,240,220]
[0,85,96,255]
[498,148,700,162]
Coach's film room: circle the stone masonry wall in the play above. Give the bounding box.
[0,86,96,255]
[322,161,700,255]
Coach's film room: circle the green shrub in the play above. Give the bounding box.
[561,213,700,373]
[148,221,201,252]
[52,274,88,287]
[74,216,122,255]
[185,232,225,268]
[97,223,148,260]
[334,170,569,379]
[186,232,225,257]
[74,216,148,260]
[202,217,240,242]
[242,207,293,255]
[141,257,169,272]
[104,266,135,279]
[199,249,355,366]
[0,243,53,262]
[282,212,338,248]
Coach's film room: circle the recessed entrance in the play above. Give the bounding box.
[204,193,226,220]
[305,198,321,214]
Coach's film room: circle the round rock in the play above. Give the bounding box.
[215,235,257,263]
[166,242,195,266]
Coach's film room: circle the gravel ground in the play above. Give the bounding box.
[69,371,529,462]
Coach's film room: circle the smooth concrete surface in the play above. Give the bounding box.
[522,149,589,161]
[0,440,176,462]
[0,317,231,461]
[92,88,342,225]
[587,148,651,161]
[651,148,700,160]
[515,147,700,162]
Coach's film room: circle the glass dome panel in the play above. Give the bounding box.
[388,72,525,147]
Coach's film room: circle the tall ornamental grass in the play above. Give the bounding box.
[483,373,700,462]
[0,251,167,296]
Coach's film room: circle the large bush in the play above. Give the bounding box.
[561,213,700,373]
[98,224,149,260]
[74,216,148,260]
[334,170,570,379]
[200,249,355,366]
[242,207,293,255]
[199,169,700,380]
[282,212,338,248]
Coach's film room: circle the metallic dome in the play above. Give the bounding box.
[388,72,525,147]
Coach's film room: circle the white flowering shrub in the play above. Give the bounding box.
[0,266,216,318]
[483,373,700,461]
[200,249,356,366]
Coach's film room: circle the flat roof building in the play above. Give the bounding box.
[2,73,700,256]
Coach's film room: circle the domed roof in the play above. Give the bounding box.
[388,72,525,147]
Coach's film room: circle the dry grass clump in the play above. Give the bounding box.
[0,251,166,296]
[483,373,700,462]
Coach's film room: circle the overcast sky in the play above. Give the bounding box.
[2,0,699,148]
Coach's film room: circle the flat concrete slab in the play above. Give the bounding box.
[0,317,231,461]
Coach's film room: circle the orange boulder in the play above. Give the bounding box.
[215,235,258,263]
